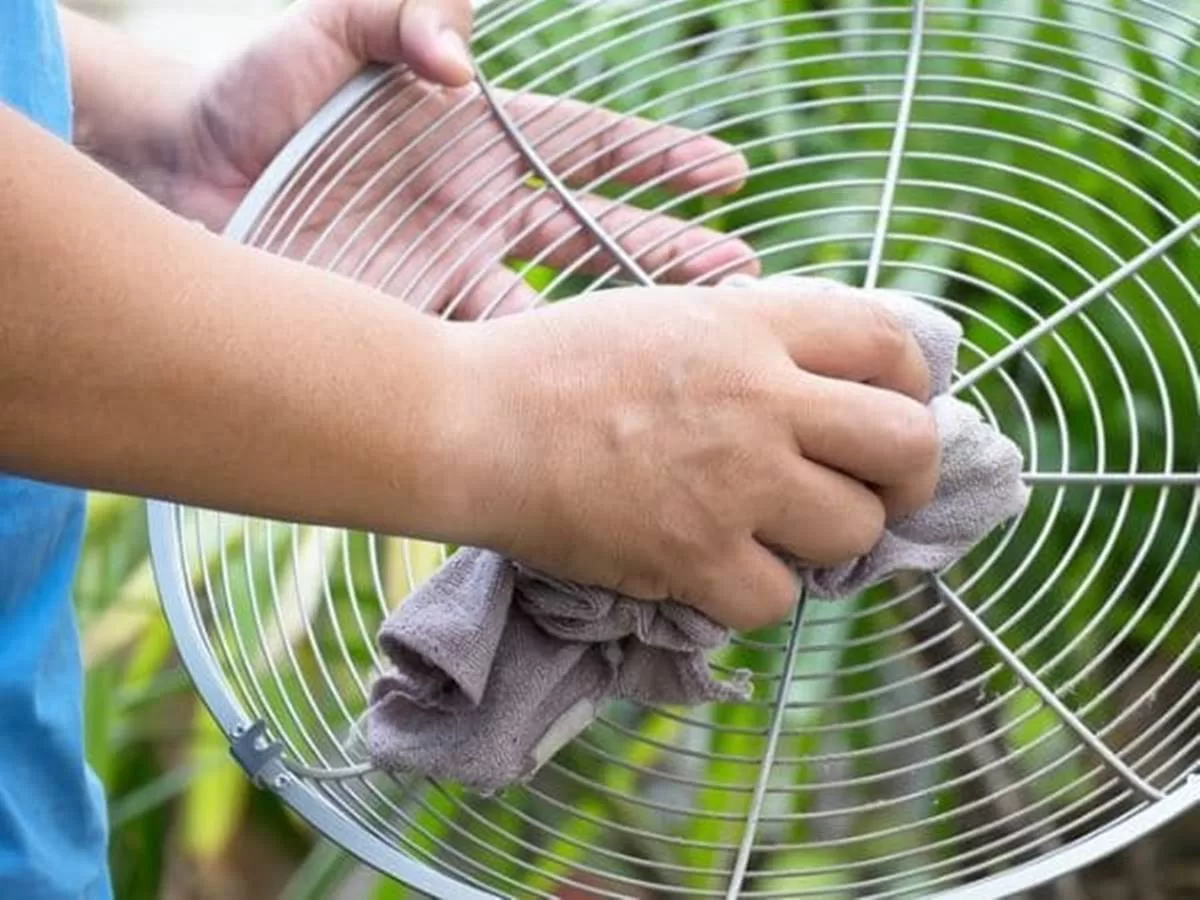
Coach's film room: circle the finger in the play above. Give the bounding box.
[791,375,941,519]
[508,189,760,284]
[304,0,475,87]
[691,541,800,633]
[743,288,932,403]
[754,458,889,565]
[500,91,750,197]
[397,0,476,87]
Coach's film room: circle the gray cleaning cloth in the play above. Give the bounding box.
[366,277,1031,794]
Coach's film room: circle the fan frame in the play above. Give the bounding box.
[148,36,1200,899]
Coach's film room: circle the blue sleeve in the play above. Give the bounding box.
[0,3,112,898]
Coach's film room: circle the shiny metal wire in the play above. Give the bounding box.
[150,1,1200,898]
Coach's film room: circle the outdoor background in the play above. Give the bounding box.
[61,1,1198,899]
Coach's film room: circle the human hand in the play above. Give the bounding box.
[150,0,758,316]
[437,283,941,631]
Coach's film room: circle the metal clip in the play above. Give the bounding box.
[230,720,288,788]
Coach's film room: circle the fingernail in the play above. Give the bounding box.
[438,28,474,80]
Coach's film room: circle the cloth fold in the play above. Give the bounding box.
[366,277,1031,794]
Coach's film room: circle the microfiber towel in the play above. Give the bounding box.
[366,277,1031,794]
[722,275,1032,597]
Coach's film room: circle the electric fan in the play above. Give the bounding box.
[148,1,1200,897]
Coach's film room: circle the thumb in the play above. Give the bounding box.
[308,0,476,88]
[397,0,476,87]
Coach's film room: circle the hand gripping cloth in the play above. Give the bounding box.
[366,278,1031,794]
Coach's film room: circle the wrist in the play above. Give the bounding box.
[415,320,537,553]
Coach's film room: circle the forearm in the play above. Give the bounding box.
[0,104,475,542]
[58,6,198,208]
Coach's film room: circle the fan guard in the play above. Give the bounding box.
[150,2,1200,897]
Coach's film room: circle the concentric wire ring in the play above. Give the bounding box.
[150,2,1200,897]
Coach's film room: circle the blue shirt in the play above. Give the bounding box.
[1,3,113,897]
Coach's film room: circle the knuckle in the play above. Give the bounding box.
[748,552,798,622]
[761,577,797,623]
[655,236,685,277]
[841,494,887,559]
[661,140,692,181]
[918,468,941,509]
[912,478,938,512]
[694,552,796,631]
[863,302,909,360]
[677,562,734,623]
[616,572,668,602]
[598,140,622,183]
[732,579,790,631]
[884,399,940,467]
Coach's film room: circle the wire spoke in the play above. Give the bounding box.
[931,577,1164,803]
[953,210,1200,394]
[1023,472,1200,487]
[284,759,375,781]
[724,586,809,900]
[863,0,927,290]
[475,73,656,288]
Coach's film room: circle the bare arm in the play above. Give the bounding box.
[0,101,942,630]
[0,105,474,542]
[6,2,941,632]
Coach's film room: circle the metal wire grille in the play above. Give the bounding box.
[150,1,1200,897]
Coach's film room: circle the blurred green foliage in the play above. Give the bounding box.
[76,1,1198,897]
